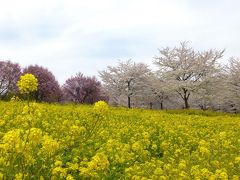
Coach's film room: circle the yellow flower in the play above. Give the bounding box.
[41,135,59,156]
[200,168,212,178]
[93,101,109,115]
[215,169,228,179]
[142,131,150,139]
[17,73,38,94]
[54,160,63,167]
[66,174,74,180]
[0,173,4,179]
[0,96,240,179]
[132,141,141,152]
[52,166,67,178]
[15,173,23,180]
[79,152,109,177]
[232,175,239,180]
[235,157,240,164]
[154,167,163,175]
[0,119,5,126]
[190,165,200,176]
[151,143,158,151]
[28,128,42,145]
[10,96,21,102]
[2,129,22,151]
[90,152,109,171]
[199,146,210,156]
[178,160,187,170]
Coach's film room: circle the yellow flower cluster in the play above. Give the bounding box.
[93,100,109,115]
[0,100,239,179]
[17,73,38,94]
[79,152,109,177]
[10,95,21,102]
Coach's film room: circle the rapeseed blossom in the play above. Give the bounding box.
[0,100,239,179]
[17,73,38,94]
[10,95,21,102]
[41,135,59,156]
[93,101,109,115]
[0,119,5,126]
[79,152,109,177]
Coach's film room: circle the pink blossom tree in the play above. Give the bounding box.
[63,73,107,104]
[23,65,62,102]
[0,60,21,99]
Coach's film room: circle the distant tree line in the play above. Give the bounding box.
[2,42,240,112]
[0,63,107,104]
[100,42,240,113]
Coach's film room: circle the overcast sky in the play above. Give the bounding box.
[0,0,239,84]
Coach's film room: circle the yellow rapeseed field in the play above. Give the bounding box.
[0,100,239,179]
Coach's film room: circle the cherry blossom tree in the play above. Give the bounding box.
[63,73,106,104]
[154,42,224,109]
[0,60,21,99]
[220,57,240,113]
[144,73,168,109]
[23,65,62,102]
[99,60,151,108]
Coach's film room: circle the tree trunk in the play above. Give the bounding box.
[160,102,163,110]
[182,88,190,109]
[127,81,131,108]
[149,102,153,109]
[128,96,131,108]
[184,97,189,109]
[33,91,38,102]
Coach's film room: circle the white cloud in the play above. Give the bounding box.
[0,0,240,84]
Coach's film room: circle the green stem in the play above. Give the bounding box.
[27,93,30,107]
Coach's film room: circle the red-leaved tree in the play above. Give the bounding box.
[63,73,107,104]
[23,65,62,102]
